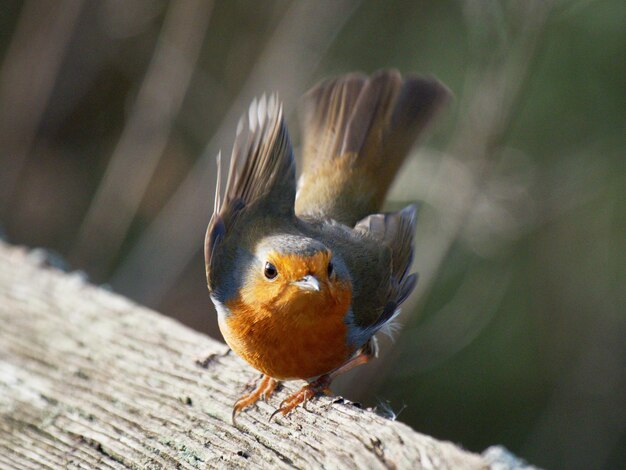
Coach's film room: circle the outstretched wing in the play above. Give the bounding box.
[205,95,295,292]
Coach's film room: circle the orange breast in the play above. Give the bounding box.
[221,292,354,380]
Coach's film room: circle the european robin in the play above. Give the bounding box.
[205,69,449,422]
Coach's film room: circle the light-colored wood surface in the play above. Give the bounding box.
[0,242,503,469]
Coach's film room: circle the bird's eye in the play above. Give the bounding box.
[264,262,278,280]
[327,260,334,278]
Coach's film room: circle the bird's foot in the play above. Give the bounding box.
[232,375,278,424]
[270,375,332,420]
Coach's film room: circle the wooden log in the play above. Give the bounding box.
[0,242,521,469]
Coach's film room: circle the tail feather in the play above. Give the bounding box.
[340,70,402,158]
[296,69,449,226]
[300,73,367,168]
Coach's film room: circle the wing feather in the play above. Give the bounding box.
[354,204,419,332]
[205,95,295,290]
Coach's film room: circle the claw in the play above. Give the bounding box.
[269,375,331,420]
[268,407,283,422]
[231,375,278,424]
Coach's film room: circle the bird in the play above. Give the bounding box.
[204,69,449,422]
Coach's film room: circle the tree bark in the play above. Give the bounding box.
[0,242,523,469]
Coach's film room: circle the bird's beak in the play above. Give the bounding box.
[292,275,320,292]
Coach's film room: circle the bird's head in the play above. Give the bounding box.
[239,235,352,323]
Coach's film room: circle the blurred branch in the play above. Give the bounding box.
[0,0,84,222]
[70,0,213,277]
[111,0,361,305]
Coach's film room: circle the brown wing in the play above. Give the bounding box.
[205,95,295,293]
[295,69,450,227]
[352,205,418,328]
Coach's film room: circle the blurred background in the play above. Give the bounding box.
[0,1,624,468]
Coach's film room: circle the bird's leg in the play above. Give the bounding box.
[232,374,278,424]
[270,347,374,420]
